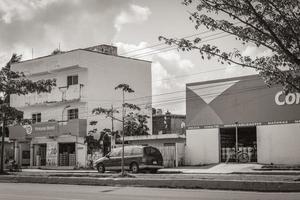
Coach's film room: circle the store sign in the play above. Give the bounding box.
[34,125,56,132]
[275,91,300,106]
[22,125,32,135]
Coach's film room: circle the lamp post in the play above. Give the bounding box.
[235,121,238,163]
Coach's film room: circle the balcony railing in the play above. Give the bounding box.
[10,84,84,107]
[9,119,87,140]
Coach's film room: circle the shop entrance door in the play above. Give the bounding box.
[220,126,257,163]
[39,144,47,166]
[59,143,76,166]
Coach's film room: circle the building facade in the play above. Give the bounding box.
[185,74,300,165]
[9,44,152,168]
[125,134,186,167]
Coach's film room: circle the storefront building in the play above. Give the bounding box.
[8,44,152,168]
[185,74,300,165]
[9,119,87,168]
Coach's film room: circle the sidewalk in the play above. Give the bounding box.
[160,163,300,175]
[0,164,299,192]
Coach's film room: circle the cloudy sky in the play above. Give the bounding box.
[0,0,264,114]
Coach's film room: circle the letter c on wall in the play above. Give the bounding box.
[275,91,285,106]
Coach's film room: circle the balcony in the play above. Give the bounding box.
[10,84,84,108]
[9,119,87,141]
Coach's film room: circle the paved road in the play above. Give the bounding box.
[0,183,300,200]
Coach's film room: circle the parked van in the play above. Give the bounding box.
[94,145,163,173]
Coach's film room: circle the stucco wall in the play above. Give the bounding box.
[79,51,152,136]
[257,123,300,164]
[10,49,152,138]
[185,129,219,165]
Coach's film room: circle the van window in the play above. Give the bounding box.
[144,147,160,156]
[124,147,132,156]
[132,147,143,155]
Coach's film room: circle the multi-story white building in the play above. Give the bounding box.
[9,44,152,168]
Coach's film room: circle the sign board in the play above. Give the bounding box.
[22,125,32,135]
[186,75,300,128]
[46,142,58,166]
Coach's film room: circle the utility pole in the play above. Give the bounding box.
[121,90,125,176]
[0,112,6,173]
[235,122,238,163]
[111,105,114,149]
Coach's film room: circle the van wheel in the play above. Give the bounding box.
[97,163,105,173]
[130,162,139,173]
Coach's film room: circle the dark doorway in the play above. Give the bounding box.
[220,126,257,163]
[38,144,47,166]
[59,143,76,166]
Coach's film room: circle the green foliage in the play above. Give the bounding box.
[84,134,100,154]
[115,83,135,93]
[0,54,56,124]
[123,103,141,111]
[92,84,150,137]
[124,113,150,136]
[160,0,300,93]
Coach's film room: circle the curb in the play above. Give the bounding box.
[0,175,300,192]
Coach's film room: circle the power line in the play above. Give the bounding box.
[119,22,242,57]
[133,33,232,59]
[119,30,219,56]
[26,82,272,120]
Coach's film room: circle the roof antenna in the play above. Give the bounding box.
[59,42,61,51]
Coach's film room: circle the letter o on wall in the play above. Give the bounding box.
[286,93,296,105]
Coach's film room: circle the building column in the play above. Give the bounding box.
[175,143,178,167]
[30,142,34,167]
[14,141,19,164]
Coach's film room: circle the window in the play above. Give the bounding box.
[67,75,78,86]
[132,147,143,155]
[109,148,121,157]
[32,113,41,123]
[67,109,78,120]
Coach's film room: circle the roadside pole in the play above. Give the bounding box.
[235,122,238,163]
[111,105,114,149]
[121,90,125,176]
[0,112,5,173]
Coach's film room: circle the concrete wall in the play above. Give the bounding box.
[185,129,219,165]
[79,50,152,136]
[11,49,152,137]
[257,123,300,164]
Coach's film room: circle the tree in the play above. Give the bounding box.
[92,84,150,176]
[124,112,150,136]
[160,0,300,93]
[0,54,56,173]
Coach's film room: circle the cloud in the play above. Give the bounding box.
[0,0,129,68]
[114,4,151,31]
[116,41,195,114]
[0,0,62,23]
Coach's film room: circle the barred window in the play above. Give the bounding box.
[32,113,41,123]
[67,109,78,120]
[67,75,78,86]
